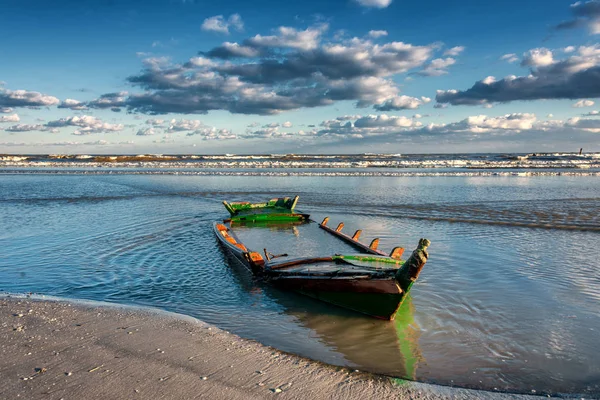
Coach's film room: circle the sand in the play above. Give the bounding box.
[0,296,543,399]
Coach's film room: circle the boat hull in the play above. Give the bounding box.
[270,276,405,320]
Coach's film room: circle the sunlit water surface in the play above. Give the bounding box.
[1,174,599,396]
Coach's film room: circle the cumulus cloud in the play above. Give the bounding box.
[354,114,418,128]
[186,127,237,140]
[354,0,392,8]
[436,44,600,105]
[368,30,388,38]
[500,53,519,63]
[201,14,244,35]
[246,24,328,51]
[419,57,456,76]
[573,99,595,107]
[98,26,444,115]
[0,114,20,123]
[583,109,600,115]
[46,115,124,134]
[136,127,157,136]
[167,119,206,132]
[1,107,14,113]
[146,118,165,126]
[556,0,600,34]
[566,115,600,131]
[316,114,421,138]
[204,42,263,59]
[87,92,128,109]
[263,122,280,128]
[521,48,554,67]
[4,124,46,132]
[307,113,568,143]
[444,46,465,56]
[0,89,59,108]
[374,95,431,111]
[58,99,88,110]
[282,121,293,128]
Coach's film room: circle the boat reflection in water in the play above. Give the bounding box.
[218,221,424,379]
[275,289,424,378]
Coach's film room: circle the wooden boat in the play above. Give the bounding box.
[223,195,309,223]
[214,198,430,320]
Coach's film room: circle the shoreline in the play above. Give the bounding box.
[0,295,552,399]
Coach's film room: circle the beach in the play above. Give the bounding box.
[1,296,546,400]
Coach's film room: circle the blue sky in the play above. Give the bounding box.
[1,0,600,154]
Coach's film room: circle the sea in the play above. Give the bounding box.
[1,152,599,397]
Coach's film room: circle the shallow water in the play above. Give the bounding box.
[1,173,599,396]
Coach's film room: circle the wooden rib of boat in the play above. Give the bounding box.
[223,195,309,223]
[214,196,430,320]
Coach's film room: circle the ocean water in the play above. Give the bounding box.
[1,156,599,396]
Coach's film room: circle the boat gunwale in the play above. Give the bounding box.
[214,221,403,278]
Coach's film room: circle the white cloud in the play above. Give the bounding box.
[201,14,244,35]
[354,114,419,128]
[187,56,217,68]
[87,92,128,109]
[94,24,447,115]
[354,0,392,8]
[368,30,388,38]
[0,107,13,113]
[58,99,88,110]
[500,53,519,63]
[136,127,157,136]
[420,57,456,76]
[444,46,465,56]
[167,119,206,131]
[187,127,237,140]
[573,99,595,107]
[438,44,600,105]
[375,95,431,111]
[521,48,554,67]
[4,124,45,132]
[0,89,59,108]
[0,114,20,123]
[46,115,124,134]
[282,121,293,128]
[247,24,328,51]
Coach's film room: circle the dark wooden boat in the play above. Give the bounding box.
[214,202,430,320]
[223,195,309,223]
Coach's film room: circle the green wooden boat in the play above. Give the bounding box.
[214,198,431,320]
[223,195,309,223]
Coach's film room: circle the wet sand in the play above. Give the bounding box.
[0,297,543,399]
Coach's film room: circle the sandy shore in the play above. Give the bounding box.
[0,296,544,399]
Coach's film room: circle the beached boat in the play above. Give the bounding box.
[214,197,430,320]
[223,195,309,223]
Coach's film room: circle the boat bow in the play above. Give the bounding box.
[395,238,430,293]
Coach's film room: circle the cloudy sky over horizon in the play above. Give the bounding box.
[2,0,600,154]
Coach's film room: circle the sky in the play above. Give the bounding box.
[1,0,600,154]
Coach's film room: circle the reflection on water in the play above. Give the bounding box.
[0,174,599,396]
[222,247,423,379]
